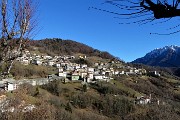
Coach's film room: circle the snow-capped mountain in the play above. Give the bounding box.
[132,45,180,67]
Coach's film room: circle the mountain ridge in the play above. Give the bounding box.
[27,38,116,60]
[132,45,180,67]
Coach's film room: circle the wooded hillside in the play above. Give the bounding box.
[28,38,115,59]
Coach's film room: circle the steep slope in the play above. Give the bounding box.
[28,38,115,59]
[132,45,180,67]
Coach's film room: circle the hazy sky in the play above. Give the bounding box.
[35,0,180,62]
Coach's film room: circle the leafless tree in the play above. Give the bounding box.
[0,0,38,77]
[91,0,180,35]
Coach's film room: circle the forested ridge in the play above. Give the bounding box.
[28,38,115,59]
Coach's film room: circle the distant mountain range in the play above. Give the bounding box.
[132,45,180,67]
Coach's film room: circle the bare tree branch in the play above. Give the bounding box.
[92,0,180,35]
[0,0,38,77]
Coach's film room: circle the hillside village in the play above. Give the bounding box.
[0,49,161,92]
[0,48,179,119]
[0,49,163,112]
[18,50,149,80]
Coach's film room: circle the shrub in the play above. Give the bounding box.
[41,80,61,96]
[10,62,56,79]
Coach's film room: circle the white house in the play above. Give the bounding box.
[59,72,67,78]
[120,71,125,75]
[5,82,17,91]
[114,71,119,75]
[94,63,99,66]
[80,72,88,79]
[48,61,55,66]
[59,67,64,72]
[43,55,52,60]
[61,62,67,67]
[100,63,104,66]
[55,63,61,68]
[135,95,151,105]
[102,68,107,71]
[148,71,161,77]
[81,64,87,69]
[88,73,94,80]
[94,74,103,80]
[31,59,42,65]
[130,69,134,73]
[101,71,106,75]
[21,59,29,65]
[134,69,139,73]
[88,68,94,72]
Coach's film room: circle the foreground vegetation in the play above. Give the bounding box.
[1,73,180,120]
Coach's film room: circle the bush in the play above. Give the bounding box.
[41,80,61,96]
[90,82,125,95]
[125,105,180,120]
[93,95,134,118]
[10,62,56,79]
[70,93,93,109]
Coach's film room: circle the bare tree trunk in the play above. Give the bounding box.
[0,0,38,78]
[7,60,14,75]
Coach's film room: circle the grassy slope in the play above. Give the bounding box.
[4,73,180,119]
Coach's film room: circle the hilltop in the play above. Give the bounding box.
[27,38,115,60]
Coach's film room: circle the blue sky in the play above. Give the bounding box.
[35,0,180,62]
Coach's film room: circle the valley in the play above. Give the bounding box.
[0,39,179,120]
